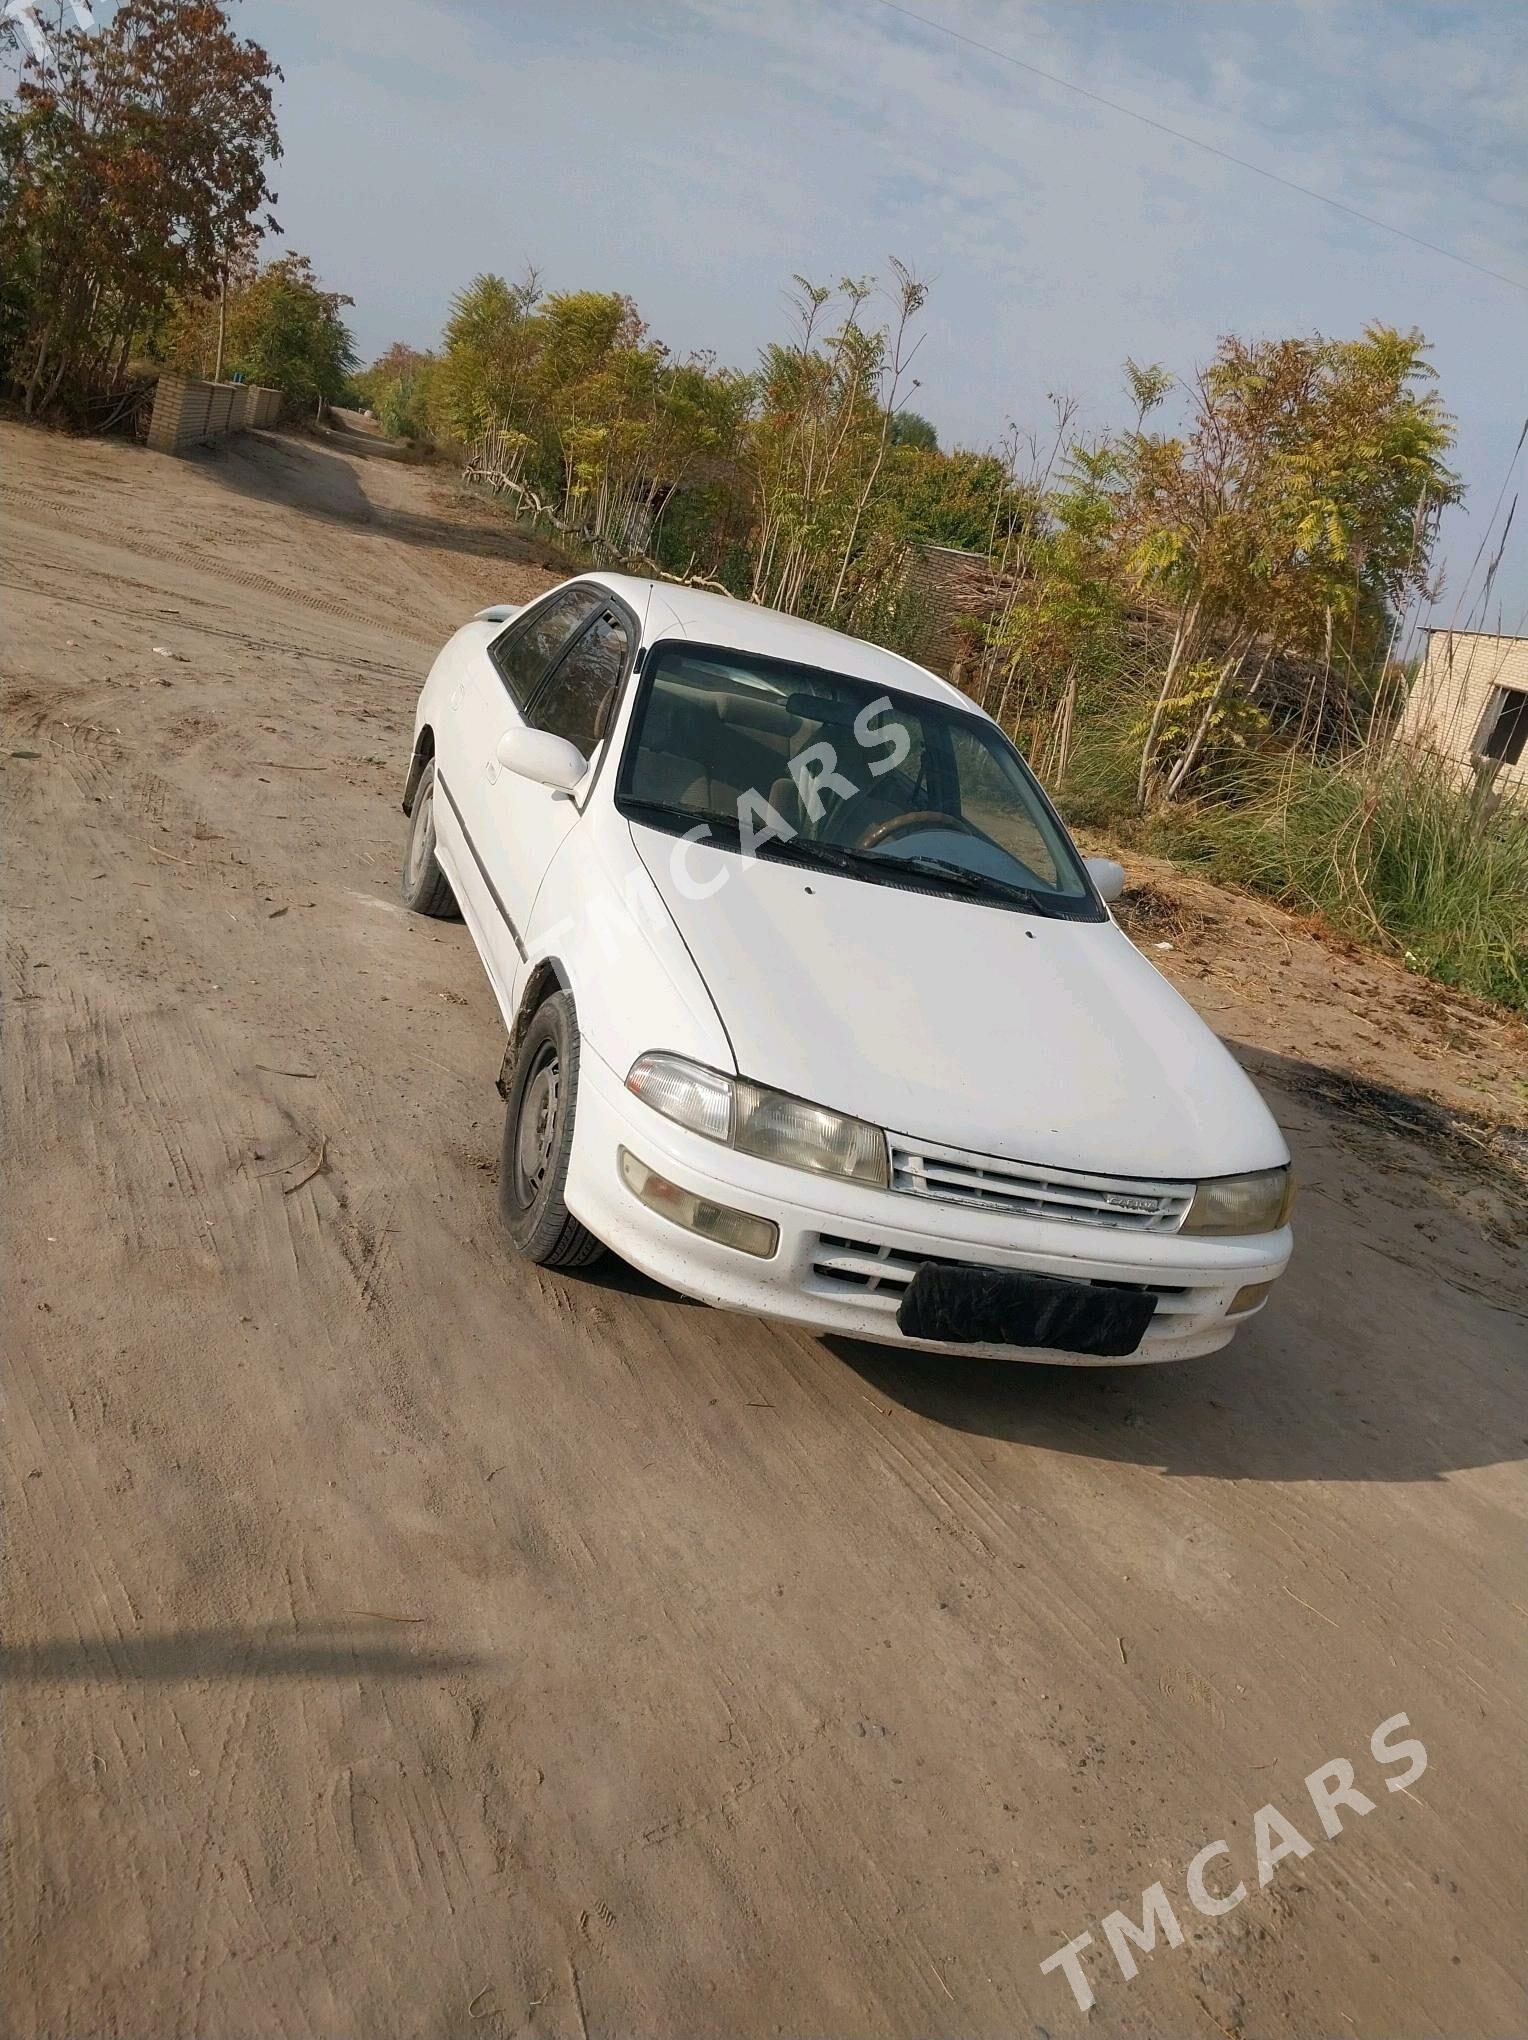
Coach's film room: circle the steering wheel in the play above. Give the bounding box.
[855,808,983,851]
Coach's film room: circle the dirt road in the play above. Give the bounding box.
[3,419,1525,2039]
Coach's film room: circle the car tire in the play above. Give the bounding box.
[401,757,460,919]
[499,990,605,1270]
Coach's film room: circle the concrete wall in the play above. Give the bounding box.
[146,374,282,455]
[1396,629,1528,800]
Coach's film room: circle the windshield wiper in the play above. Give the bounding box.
[625,806,1064,914]
[753,835,863,876]
[624,809,880,879]
[869,852,1063,914]
[762,836,1062,914]
[621,797,741,844]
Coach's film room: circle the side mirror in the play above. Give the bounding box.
[496,727,588,793]
[1085,856,1125,904]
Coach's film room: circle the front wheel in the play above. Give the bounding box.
[401,757,459,918]
[499,991,605,1269]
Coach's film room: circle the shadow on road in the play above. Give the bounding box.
[825,1321,1525,1485]
[825,1047,1527,1485]
[575,1257,706,1308]
[187,429,573,572]
[0,1619,485,1683]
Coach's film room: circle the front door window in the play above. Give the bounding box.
[529,610,630,757]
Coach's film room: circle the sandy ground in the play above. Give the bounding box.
[3,419,1525,2040]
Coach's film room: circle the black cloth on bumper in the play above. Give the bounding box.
[895,1264,1156,1357]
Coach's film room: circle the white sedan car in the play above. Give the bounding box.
[402,574,1293,1365]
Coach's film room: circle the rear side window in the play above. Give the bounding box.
[490,589,600,707]
[528,610,630,756]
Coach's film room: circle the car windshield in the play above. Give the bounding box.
[615,643,1102,919]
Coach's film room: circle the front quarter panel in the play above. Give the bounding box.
[412,620,500,752]
[523,794,734,1081]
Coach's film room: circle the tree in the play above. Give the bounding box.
[1120,328,1461,805]
[439,270,753,571]
[890,408,938,452]
[882,444,1032,553]
[429,267,544,443]
[355,341,437,438]
[166,252,355,407]
[746,265,930,623]
[0,0,281,414]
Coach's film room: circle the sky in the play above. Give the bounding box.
[236,0,1528,620]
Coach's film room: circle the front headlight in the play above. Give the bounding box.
[1182,1166,1293,1236]
[626,1053,890,1188]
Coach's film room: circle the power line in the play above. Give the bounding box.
[868,0,1528,296]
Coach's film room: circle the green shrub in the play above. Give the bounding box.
[1142,751,1527,1011]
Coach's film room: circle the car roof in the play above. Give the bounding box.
[584,573,972,712]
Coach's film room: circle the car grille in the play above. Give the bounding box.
[889,1140,1192,1233]
[805,1234,1223,1343]
[803,1224,1199,1305]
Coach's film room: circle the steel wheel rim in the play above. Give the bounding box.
[514,1045,560,1206]
[408,782,434,889]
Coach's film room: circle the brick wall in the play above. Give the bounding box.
[240,385,282,429]
[903,543,1009,679]
[146,374,283,454]
[1396,629,1528,800]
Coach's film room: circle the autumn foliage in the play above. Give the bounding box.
[358,266,1029,640]
[0,0,281,414]
[161,252,357,408]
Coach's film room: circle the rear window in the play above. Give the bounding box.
[490,589,600,708]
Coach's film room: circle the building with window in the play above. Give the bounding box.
[1395,627,1528,801]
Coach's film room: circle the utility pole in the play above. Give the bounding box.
[213,262,228,382]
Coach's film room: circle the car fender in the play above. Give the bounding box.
[518,798,734,1082]
[406,621,501,796]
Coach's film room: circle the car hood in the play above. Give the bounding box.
[632,827,1287,1181]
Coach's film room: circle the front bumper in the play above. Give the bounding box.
[566,1049,1293,1366]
